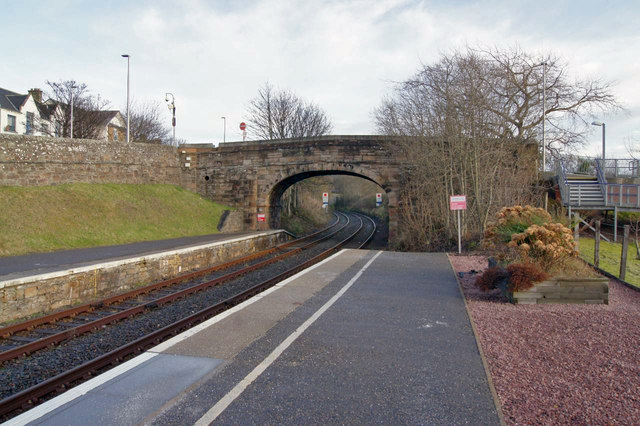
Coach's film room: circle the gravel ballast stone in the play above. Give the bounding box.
[449,255,640,424]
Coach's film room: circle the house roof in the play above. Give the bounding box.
[35,101,57,119]
[0,87,24,112]
[94,110,125,128]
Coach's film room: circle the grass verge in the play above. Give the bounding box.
[579,237,640,288]
[0,184,230,257]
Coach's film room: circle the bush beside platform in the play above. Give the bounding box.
[476,205,607,304]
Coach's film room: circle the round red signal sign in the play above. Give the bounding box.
[239,122,246,131]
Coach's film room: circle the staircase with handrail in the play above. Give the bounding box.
[556,157,640,210]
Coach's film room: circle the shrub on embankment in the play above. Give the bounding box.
[0,183,230,257]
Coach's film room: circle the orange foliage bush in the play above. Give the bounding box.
[507,222,577,268]
[482,205,553,262]
[477,205,578,298]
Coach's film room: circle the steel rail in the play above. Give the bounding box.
[0,213,348,364]
[355,213,377,248]
[0,212,375,419]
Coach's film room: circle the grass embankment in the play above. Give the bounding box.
[579,237,640,288]
[0,184,230,257]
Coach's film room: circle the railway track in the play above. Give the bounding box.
[0,213,346,364]
[0,211,376,419]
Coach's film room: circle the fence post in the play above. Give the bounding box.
[574,213,580,251]
[614,206,618,242]
[595,220,600,268]
[620,225,630,280]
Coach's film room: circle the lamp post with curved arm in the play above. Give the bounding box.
[592,121,605,159]
[166,93,176,145]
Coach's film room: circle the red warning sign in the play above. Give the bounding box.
[257,213,266,222]
[449,195,467,210]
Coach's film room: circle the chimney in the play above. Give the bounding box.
[29,88,43,103]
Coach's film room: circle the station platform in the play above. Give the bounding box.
[0,231,264,282]
[7,250,500,425]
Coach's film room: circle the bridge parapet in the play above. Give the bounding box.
[182,135,406,242]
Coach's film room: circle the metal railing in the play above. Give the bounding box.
[606,184,640,208]
[565,184,603,207]
[599,158,640,179]
[595,159,608,205]
[555,159,569,205]
[560,155,597,176]
[556,157,640,209]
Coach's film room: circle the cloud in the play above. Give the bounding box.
[1,0,637,152]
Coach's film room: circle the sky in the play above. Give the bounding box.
[2,0,639,156]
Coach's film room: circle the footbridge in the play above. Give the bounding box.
[179,136,405,242]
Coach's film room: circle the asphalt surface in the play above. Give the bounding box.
[0,231,259,281]
[14,250,498,425]
[156,250,499,425]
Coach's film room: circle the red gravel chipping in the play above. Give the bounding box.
[449,255,640,425]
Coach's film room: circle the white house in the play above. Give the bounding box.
[1,86,125,141]
[0,88,59,136]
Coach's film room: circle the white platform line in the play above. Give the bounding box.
[4,250,349,426]
[194,250,383,425]
[150,249,347,353]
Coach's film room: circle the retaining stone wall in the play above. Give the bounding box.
[0,134,194,191]
[218,211,244,233]
[0,231,289,323]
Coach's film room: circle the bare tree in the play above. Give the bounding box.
[246,83,333,219]
[375,46,620,251]
[246,82,332,140]
[44,80,111,139]
[127,100,171,144]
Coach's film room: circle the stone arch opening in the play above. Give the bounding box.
[266,170,390,243]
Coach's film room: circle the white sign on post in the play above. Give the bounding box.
[376,193,382,207]
[322,192,329,205]
[449,195,467,254]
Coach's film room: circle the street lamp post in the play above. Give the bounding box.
[70,87,75,139]
[121,54,130,142]
[592,121,606,159]
[221,116,226,143]
[541,61,547,173]
[537,61,549,210]
[165,93,176,145]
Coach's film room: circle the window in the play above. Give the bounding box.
[26,112,34,134]
[112,128,118,141]
[5,115,16,132]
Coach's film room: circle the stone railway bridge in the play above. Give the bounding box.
[180,136,405,241]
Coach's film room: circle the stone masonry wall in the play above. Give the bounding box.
[0,134,194,191]
[180,136,405,242]
[0,231,289,323]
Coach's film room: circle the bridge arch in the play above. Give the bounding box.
[182,135,403,243]
[263,166,396,230]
